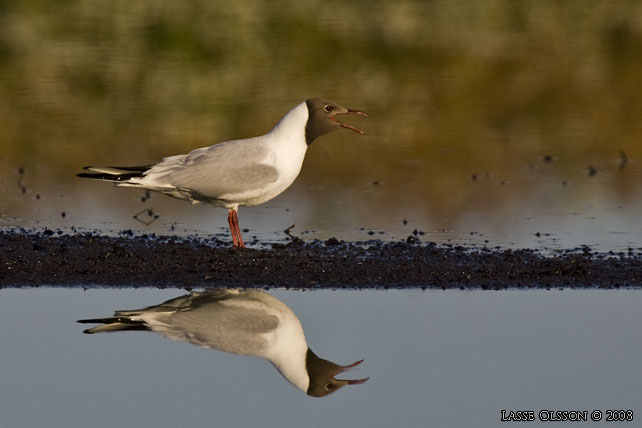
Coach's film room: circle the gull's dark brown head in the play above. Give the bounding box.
[305,349,369,398]
[304,98,367,145]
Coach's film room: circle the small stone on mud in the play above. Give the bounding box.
[325,237,341,246]
[406,235,419,244]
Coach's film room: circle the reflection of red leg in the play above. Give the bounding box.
[232,209,245,248]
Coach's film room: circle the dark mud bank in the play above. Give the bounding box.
[2,230,641,289]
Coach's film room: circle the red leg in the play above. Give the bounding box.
[232,210,245,248]
[228,209,239,247]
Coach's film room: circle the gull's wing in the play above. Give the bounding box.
[114,289,242,315]
[139,138,279,201]
[122,290,281,356]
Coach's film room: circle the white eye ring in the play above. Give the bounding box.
[324,105,333,112]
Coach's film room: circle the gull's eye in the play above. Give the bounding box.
[324,104,334,112]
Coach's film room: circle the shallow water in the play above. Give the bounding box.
[1,288,640,428]
[2,1,642,250]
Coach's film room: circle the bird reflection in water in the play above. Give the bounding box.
[78,289,368,397]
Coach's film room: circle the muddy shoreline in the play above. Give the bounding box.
[1,229,641,289]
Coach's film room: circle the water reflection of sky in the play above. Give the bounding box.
[1,288,640,428]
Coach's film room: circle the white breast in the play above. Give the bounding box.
[265,305,310,392]
[242,102,310,206]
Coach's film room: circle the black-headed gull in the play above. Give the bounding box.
[78,98,367,247]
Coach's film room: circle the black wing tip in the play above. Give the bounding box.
[77,318,104,324]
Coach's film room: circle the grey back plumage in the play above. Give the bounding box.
[146,298,279,355]
[144,139,279,202]
[81,290,283,357]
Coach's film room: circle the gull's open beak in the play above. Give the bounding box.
[331,109,368,134]
[333,359,369,384]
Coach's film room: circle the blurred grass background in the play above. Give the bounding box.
[1,0,641,239]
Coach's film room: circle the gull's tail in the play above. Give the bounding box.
[76,165,152,182]
[77,317,149,334]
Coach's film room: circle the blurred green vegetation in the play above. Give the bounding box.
[1,0,642,221]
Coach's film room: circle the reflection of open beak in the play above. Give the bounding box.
[334,359,369,384]
[331,109,368,135]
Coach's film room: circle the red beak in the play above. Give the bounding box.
[334,359,369,384]
[331,109,368,134]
